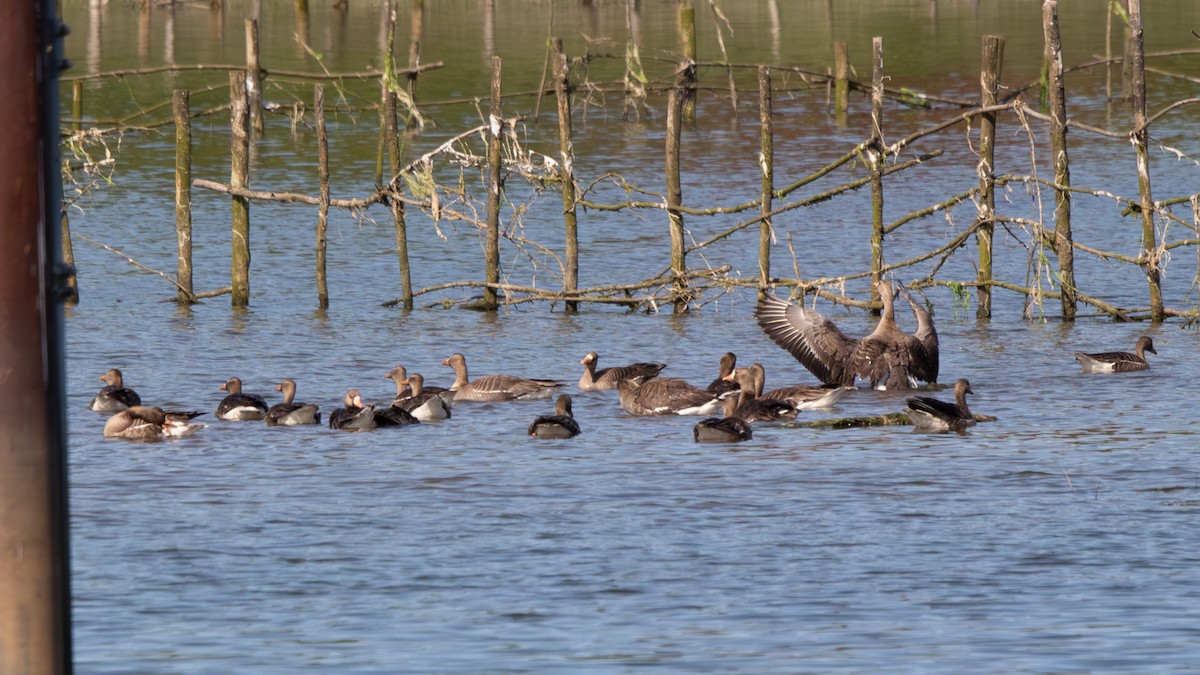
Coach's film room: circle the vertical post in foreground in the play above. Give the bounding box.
[678,0,697,122]
[758,65,774,296]
[666,64,692,314]
[1042,0,1076,320]
[385,89,413,310]
[1128,0,1163,321]
[868,36,885,311]
[975,35,1004,320]
[174,88,194,304]
[230,71,251,307]
[552,38,579,312]
[245,18,263,137]
[315,85,330,308]
[484,55,503,310]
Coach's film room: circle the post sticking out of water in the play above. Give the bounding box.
[60,212,78,306]
[71,80,82,132]
[174,88,194,305]
[1127,0,1163,321]
[229,71,251,307]
[678,0,696,122]
[484,55,503,310]
[666,64,691,314]
[385,89,413,310]
[976,35,1004,320]
[833,42,849,117]
[315,85,330,309]
[1041,0,1076,320]
[552,38,579,312]
[868,36,885,311]
[757,66,774,297]
[245,18,263,137]
[407,0,423,129]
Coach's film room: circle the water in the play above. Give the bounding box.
[61,0,1200,671]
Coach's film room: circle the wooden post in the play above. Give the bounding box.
[1128,0,1163,321]
[377,7,396,190]
[174,89,194,304]
[868,36,885,311]
[245,18,263,137]
[229,71,251,307]
[484,55,503,309]
[666,64,692,314]
[1042,1,1076,320]
[406,0,423,129]
[385,89,412,310]
[71,80,82,132]
[60,211,78,305]
[976,35,1004,320]
[1104,2,1113,101]
[294,0,310,51]
[678,0,696,122]
[1121,0,1133,101]
[552,38,579,312]
[833,41,849,117]
[315,85,330,308]
[758,65,773,296]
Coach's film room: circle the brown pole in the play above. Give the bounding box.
[758,65,774,296]
[976,35,1004,320]
[869,36,885,311]
[484,55,503,309]
[1042,0,1076,320]
[174,88,194,304]
[552,38,579,312]
[230,71,251,307]
[678,0,696,122]
[1128,0,1163,321]
[61,212,78,306]
[245,18,263,137]
[315,84,330,308]
[0,0,73,669]
[666,64,692,314]
[71,80,82,132]
[833,41,849,118]
[406,0,423,129]
[386,89,412,310]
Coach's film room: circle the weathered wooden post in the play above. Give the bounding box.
[1127,0,1163,321]
[483,55,503,309]
[245,18,263,137]
[758,65,774,296]
[1042,0,1076,320]
[376,6,397,190]
[666,64,692,314]
[678,0,697,122]
[60,212,78,305]
[174,88,194,304]
[976,35,1004,319]
[385,89,412,310]
[71,80,82,132]
[833,42,849,118]
[868,36,885,310]
[229,71,251,307]
[315,85,330,308]
[406,0,423,129]
[552,38,579,312]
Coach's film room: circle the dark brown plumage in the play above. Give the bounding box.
[528,394,581,438]
[905,378,976,432]
[578,352,667,391]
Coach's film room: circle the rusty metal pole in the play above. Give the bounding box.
[0,0,74,671]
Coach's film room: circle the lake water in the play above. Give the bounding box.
[61,0,1200,671]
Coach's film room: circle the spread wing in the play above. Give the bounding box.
[756,295,860,386]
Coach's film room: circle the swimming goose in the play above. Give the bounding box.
[216,377,269,420]
[755,280,932,390]
[693,396,753,443]
[740,362,848,410]
[616,376,725,416]
[385,364,456,406]
[392,373,452,422]
[706,352,740,396]
[902,288,939,383]
[1074,336,1157,373]
[905,378,976,432]
[265,378,321,426]
[88,368,142,412]
[442,353,564,402]
[528,394,582,438]
[103,406,205,440]
[578,352,667,391]
[328,390,377,431]
[725,368,799,423]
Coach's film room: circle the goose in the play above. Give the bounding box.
[528,394,582,438]
[265,378,321,426]
[88,368,141,412]
[740,362,848,410]
[328,389,417,430]
[392,373,452,422]
[1074,336,1157,373]
[103,406,205,440]
[616,376,725,416]
[216,377,269,420]
[442,353,564,402]
[725,368,799,423]
[693,396,753,443]
[902,288,939,383]
[905,378,976,432]
[756,280,933,390]
[578,352,667,391]
[385,364,456,406]
[706,352,740,396]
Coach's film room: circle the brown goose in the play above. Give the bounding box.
[216,377,269,421]
[385,364,456,407]
[442,353,563,402]
[740,362,848,410]
[725,369,799,423]
[905,378,976,432]
[265,378,321,426]
[392,373,452,422]
[1075,336,1156,373]
[616,377,725,417]
[578,352,667,391]
[103,406,205,440]
[693,397,753,443]
[88,368,142,412]
[328,390,377,431]
[902,288,939,383]
[706,352,740,396]
[756,280,932,390]
[528,394,582,439]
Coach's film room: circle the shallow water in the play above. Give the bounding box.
[61,0,1200,671]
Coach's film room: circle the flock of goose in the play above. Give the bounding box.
[89,281,1158,443]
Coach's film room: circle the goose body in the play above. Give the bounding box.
[385,364,456,407]
[905,378,976,432]
[328,390,379,431]
[903,289,940,383]
[1074,336,1156,373]
[265,378,321,426]
[726,367,799,423]
[706,352,740,396]
[756,280,934,390]
[617,377,725,416]
[88,369,141,412]
[392,373,452,422]
[216,377,269,421]
[693,397,753,442]
[578,352,667,391]
[103,406,205,440]
[737,362,848,410]
[442,353,563,402]
[528,394,582,438]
